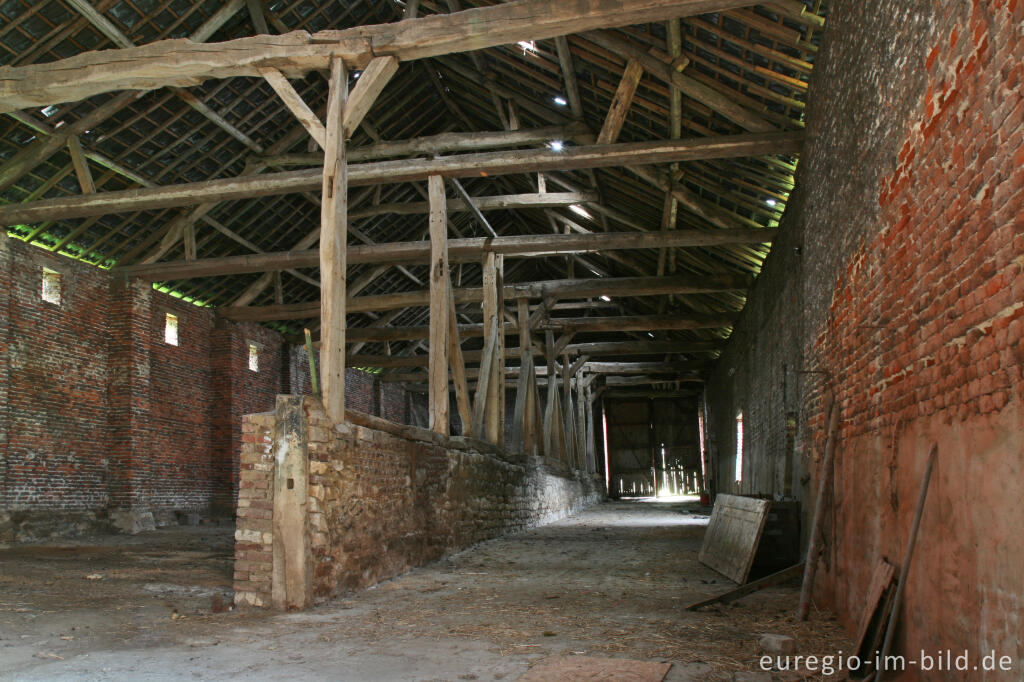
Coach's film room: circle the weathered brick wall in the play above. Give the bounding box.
[3,235,112,523]
[234,397,603,608]
[211,321,284,510]
[287,344,408,422]
[706,0,1023,668]
[0,235,288,539]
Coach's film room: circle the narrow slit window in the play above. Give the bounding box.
[248,343,259,372]
[735,412,744,484]
[164,313,179,346]
[41,268,61,305]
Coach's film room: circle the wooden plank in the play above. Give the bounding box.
[259,67,327,149]
[539,313,735,333]
[66,134,95,194]
[1,132,804,224]
[685,562,804,611]
[427,174,450,436]
[320,56,348,423]
[698,494,771,584]
[118,233,772,281]
[854,559,896,655]
[597,58,644,145]
[495,254,506,449]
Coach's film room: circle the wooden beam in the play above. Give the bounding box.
[259,67,327,149]
[0,0,758,113]
[447,279,472,436]
[597,58,644,145]
[538,314,735,333]
[582,30,776,133]
[566,340,722,355]
[554,35,583,120]
[344,56,399,138]
[66,135,95,194]
[585,361,703,374]
[117,228,776,281]
[427,175,450,435]
[471,318,499,438]
[450,178,498,237]
[247,0,269,34]
[349,192,598,219]
[320,56,348,423]
[217,274,750,321]
[260,124,589,166]
[481,253,501,443]
[1,132,802,225]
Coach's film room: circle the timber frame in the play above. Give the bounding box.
[0,0,824,459]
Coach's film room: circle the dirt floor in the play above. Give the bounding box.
[0,498,851,681]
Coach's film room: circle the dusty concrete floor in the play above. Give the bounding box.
[0,498,850,681]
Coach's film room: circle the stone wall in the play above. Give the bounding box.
[705,0,1023,669]
[234,396,603,608]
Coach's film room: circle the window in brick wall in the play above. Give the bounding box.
[41,267,61,305]
[164,313,179,346]
[735,412,744,484]
[248,343,259,372]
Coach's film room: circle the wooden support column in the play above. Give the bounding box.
[575,369,587,471]
[495,255,506,447]
[511,297,533,454]
[584,384,596,473]
[320,56,348,423]
[447,279,472,435]
[562,351,575,467]
[481,253,501,444]
[428,174,450,435]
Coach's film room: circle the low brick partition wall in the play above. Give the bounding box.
[234,395,603,608]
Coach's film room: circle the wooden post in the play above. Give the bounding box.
[428,174,450,435]
[584,384,596,472]
[495,255,506,448]
[512,297,534,455]
[482,253,500,444]
[320,56,347,423]
[576,369,586,471]
[562,351,575,466]
[447,279,472,436]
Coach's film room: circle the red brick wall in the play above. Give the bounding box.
[286,345,407,422]
[4,237,112,513]
[706,0,1023,670]
[0,234,290,537]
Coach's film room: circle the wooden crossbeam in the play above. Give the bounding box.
[349,192,597,220]
[0,0,758,113]
[217,274,749,321]
[0,132,803,225]
[597,58,644,145]
[260,124,589,166]
[117,229,775,281]
[260,67,327,148]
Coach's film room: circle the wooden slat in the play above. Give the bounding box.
[66,135,95,194]
[0,132,802,224]
[320,56,348,423]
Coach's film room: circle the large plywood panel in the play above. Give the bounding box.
[698,494,770,584]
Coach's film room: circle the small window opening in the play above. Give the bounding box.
[164,313,179,346]
[41,268,61,305]
[248,343,260,372]
[735,412,744,484]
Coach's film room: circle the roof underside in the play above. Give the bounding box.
[0,0,826,386]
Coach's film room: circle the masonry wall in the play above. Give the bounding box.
[234,396,603,608]
[705,0,1023,671]
[0,234,290,539]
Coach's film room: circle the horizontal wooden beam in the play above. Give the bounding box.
[0,132,803,225]
[537,314,734,333]
[116,228,775,281]
[218,273,751,321]
[585,361,702,374]
[0,0,757,113]
[564,340,723,355]
[262,123,590,165]
[349,192,597,220]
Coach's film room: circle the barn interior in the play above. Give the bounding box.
[0,0,1021,679]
